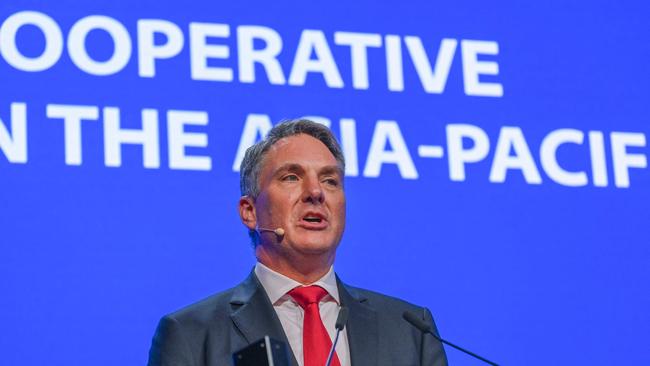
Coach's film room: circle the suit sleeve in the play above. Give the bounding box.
[147,315,196,366]
[420,307,448,366]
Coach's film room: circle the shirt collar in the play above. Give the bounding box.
[255,262,340,305]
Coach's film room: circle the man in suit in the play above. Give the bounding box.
[148,119,448,366]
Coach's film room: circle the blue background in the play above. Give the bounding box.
[1,1,649,365]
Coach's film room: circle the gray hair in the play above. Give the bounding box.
[239,118,346,245]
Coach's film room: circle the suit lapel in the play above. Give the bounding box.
[229,271,300,366]
[338,278,378,366]
[228,271,378,366]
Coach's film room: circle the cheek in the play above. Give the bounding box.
[269,192,299,221]
[333,197,346,224]
[255,193,284,224]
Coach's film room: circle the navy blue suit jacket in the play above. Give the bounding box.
[147,271,447,366]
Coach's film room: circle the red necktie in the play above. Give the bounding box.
[288,285,341,366]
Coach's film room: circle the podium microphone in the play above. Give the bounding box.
[325,307,349,366]
[403,311,499,366]
[258,227,285,236]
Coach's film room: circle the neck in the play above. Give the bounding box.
[255,246,335,284]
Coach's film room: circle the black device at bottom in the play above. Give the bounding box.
[232,336,290,366]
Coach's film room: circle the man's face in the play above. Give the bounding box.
[250,134,346,260]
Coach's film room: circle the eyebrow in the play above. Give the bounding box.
[272,163,304,176]
[319,165,344,177]
[272,163,343,177]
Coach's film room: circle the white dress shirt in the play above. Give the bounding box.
[255,262,351,366]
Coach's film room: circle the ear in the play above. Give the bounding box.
[239,195,257,230]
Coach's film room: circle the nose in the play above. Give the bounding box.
[302,175,324,204]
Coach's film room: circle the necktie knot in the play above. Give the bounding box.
[288,285,329,309]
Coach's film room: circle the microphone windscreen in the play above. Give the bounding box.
[274,228,285,236]
[335,307,349,330]
[403,311,433,333]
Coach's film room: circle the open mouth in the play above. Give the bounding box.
[303,216,323,223]
[300,213,327,228]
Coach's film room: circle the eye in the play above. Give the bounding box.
[323,177,340,187]
[282,174,299,182]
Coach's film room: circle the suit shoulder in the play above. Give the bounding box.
[163,286,237,326]
[148,285,246,365]
[345,284,427,314]
[343,283,443,339]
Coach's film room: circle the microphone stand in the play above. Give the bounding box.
[403,311,499,366]
[325,307,349,366]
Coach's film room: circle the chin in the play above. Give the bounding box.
[289,235,338,255]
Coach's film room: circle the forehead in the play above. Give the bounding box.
[262,133,338,171]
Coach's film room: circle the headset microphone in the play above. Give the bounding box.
[258,227,285,236]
